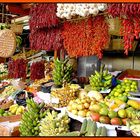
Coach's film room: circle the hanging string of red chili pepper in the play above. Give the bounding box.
[107,3,140,55]
[30,26,63,51]
[29,3,59,30]
[8,59,27,79]
[62,16,109,59]
[29,3,63,51]
[30,60,45,81]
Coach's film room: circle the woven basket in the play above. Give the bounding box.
[0,29,16,58]
[10,24,23,35]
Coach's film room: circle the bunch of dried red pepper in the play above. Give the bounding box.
[29,3,63,51]
[62,16,109,59]
[107,4,140,54]
[8,59,27,79]
[30,60,45,81]
[29,3,59,30]
[30,27,63,51]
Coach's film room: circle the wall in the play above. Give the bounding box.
[102,56,140,71]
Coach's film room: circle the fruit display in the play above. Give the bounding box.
[39,110,70,136]
[67,95,98,118]
[19,99,47,136]
[90,98,140,126]
[9,104,25,115]
[89,65,113,91]
[0,104,25,117]
[106,79,138,100]
[51,84,78,108]
[0,86,16,99]
[127,119,140,136]
[45,61,54,74]
[31,75,51,87]
[53,58,73,86]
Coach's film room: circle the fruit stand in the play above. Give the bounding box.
[0,3,140,137]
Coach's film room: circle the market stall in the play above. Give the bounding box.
[0,3,140,137]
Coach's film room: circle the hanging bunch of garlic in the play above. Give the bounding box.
[56,3,107,19]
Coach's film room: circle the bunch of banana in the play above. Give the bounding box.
[39,110,70,136]
[89,64,113,91]
[9,104,25,115]
[53,58,73,86]
[19,99,47,136]
[127,119,140,136]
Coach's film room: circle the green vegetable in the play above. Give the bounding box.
[57,131,80,136]
[100,126,107,136]
[80,119,87,134]
[95,127,102,136]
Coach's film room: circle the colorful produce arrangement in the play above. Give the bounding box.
[107,4,140,55]
[53,58,73,86]
[62,16,109,59]
[67,94,101,117]
[30,60,45,81]
[106,79,138,100]
[0,86,16,99]
[51,84,78,108]
[0,104,25,116]
[8,59,27,79]
[89,65,113,91]
[39,110,70,136]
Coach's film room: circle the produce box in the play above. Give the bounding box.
[117,69,140,80]
[0,114,22,123]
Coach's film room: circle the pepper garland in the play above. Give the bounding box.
[62,16,109,59]
[107,3,140,55]
[8,59,27,79]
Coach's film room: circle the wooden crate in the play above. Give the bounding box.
[117,69,140,80]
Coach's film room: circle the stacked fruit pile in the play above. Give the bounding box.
[89,66,113,91]
[0,104,25,117]
[39,110,70,136]
[106,79,138,100]
[53,58,73,86]
[51,84,78,108]
[19,99,47,136]
[67,96,98,118]
[90,99,140,126]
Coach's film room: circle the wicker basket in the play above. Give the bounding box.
[10,24,23,35]
[0,29,16,58]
